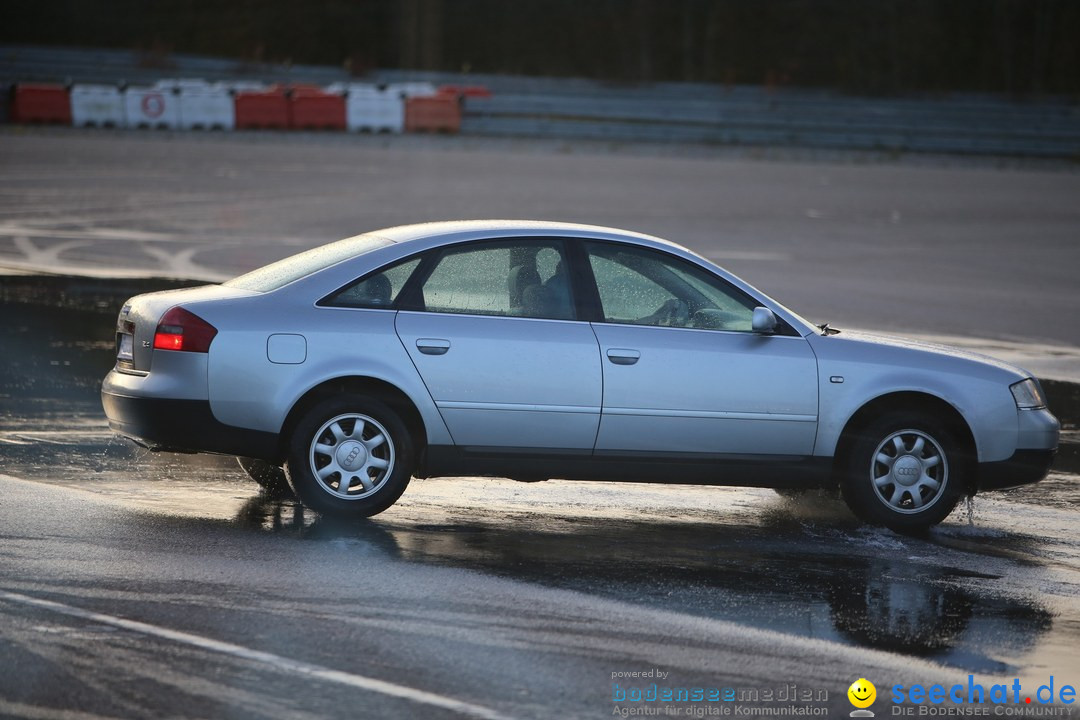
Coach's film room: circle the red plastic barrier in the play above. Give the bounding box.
[12,83,71,124]
[234,87,289,129]
[289,88,345,130]
[437,84,493,99]
[404,95,462,133]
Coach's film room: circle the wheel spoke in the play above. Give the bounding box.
[891,436,905,454]
[889,486,906,506]
[314,442,335,457]
[923,455,941,468]
[329,422,347,443]
[873,473,892,488]
[875,452,895,468]
[348,419,365,440]
[338,475,352,493]
[357,475,374,492]
[918,474,941,491]
[317,463,339,480]
[363,433,386,451]
[910,437,925,457]
[909,488,924,508]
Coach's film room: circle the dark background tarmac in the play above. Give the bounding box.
[2,128,1079,348]
[1,130,1078,718]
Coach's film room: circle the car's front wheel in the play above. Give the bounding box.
[285,395,414,518]
[841,412,965,530]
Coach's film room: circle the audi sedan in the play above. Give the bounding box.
[102,221,1059,529]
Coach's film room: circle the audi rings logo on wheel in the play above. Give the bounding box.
[896,467,920,476]
[141,93,166,119]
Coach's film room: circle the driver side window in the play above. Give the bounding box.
[585,243,758,331]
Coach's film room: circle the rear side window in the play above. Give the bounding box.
[417,241,574,320]
[321,257,421,309]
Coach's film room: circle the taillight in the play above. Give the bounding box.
[153,307,217,353]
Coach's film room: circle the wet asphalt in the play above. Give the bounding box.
[1,130,1079,717]
[1,276,1078,719]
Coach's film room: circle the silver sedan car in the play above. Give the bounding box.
[102,221,1059,529]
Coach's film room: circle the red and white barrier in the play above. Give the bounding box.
[7,76,490,136]
[330,83,405,133]
[405,94,462,133]
[12,83,71,124]
[70,84,125,127]
[155,79,235,130]
[234,85,289,129]
[289,86,346,130]
[124,86,179,129]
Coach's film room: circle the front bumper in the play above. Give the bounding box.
[977,448,1057,491]
[102,391,279,461]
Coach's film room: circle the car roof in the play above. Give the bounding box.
[365,220,689,255]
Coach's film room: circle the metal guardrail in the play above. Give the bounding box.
[3,44,1078,158]
[461,95,1080,157]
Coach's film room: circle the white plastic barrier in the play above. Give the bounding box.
[182,83,234,130]
[148,79,232,130]
[70,84,125,127]
[342,84,404,133]
[124,86,179,129]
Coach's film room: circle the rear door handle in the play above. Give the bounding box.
[416,338,451,356]
[606,348,640,365]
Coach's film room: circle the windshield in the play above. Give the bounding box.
[224,234,393,292]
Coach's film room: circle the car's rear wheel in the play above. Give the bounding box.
[236,457,291,497]
[285,395,414,518]
[841,412,965,530]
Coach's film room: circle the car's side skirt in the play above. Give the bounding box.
[420,446,835,488]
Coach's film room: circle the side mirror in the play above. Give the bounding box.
[752,306,778,334]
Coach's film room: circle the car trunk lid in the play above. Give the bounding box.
[115,284,258,372]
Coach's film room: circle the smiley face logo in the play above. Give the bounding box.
[848,678,877,709]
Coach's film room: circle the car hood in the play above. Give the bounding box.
[810,329,1032,384]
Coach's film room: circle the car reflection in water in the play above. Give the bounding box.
[234,493,1053,674]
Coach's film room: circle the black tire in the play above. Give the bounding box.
[284,395,414,518]
[236,457,292,498]
[840,411,965,530]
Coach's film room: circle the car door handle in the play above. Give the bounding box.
[416,338,451,356]
[606,348,640,365]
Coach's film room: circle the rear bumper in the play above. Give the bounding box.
[101,391,280,461]
[977,448,1057,491]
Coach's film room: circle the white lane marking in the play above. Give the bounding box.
[141,245,214,280]
[0,590,509,720]
[0,224,177,242]
[0,258,228,281]
[13,236,91,265]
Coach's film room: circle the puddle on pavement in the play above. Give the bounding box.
[228,490,1058,676]
[2,273,1079,677]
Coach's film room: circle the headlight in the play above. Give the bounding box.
[1010,378,1047,409]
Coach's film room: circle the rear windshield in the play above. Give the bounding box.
[224,234,393,292]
